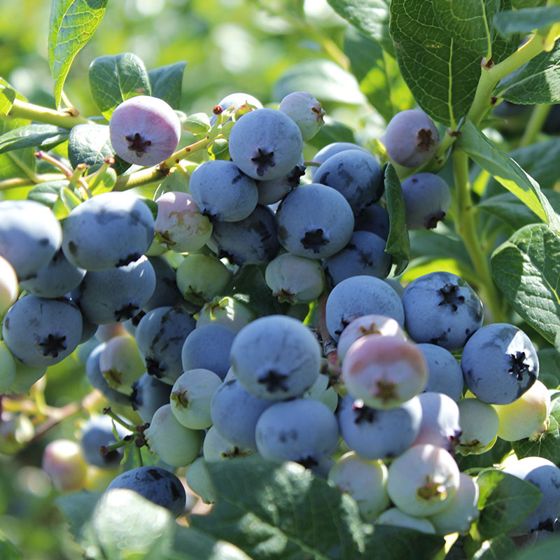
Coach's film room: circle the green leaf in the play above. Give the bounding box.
[384,165,410,275]
[191,457,366,559]
[538,347,560,388]
[56,491,102,541]
[389,0,482,126]
[68,123,114,171]
[89,52,151,119]
[363,525,444,559]
[0,536,21,560]
[512,535,560,559]
[476,469,542,539]
[494,7,560,35]
[512,394,560,461]
[149,62,187,109]
[344,27,414,122]
[498,41,560,104]
[508,139,560,190]
[491,224,560,345]
[472,535,517,559]
[326,0,393,54]
[458,120,560,230]
[307,118,356,150]
[0,124,68,154]
[512,0,546,6]
[48,0,108,108]
[225,265,278,317]
[273,59,365,105]
[479,190,560,230]
[171,527,251,560]
[28,180,68,208]
[0,119,36,182]
[86,489,175,559]
[0,82,16,116]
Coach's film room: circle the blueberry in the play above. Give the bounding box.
[279,91,325,141]
[401,173,451,229]
[276,184,355,260]
[180,324,236,380]
[402,271,484,350]
[256,163,305,205]
[0,200,61,280]
[213,92,262,120]
[110,95,181,166]
[76,256,156,324]
[189,160,258,222]
[0,256,18,316]
[131,373,172,422]
[211,204,280,265]
[255,399,339,467]
[186,457,216,503]
[85,343,131,405]
[456,398,499,455]
[384,109,439,168]
[145,404,203,467]
[197,296,254,333]
[107,466,186,517]
[326,275,405,340]
[99,335,145,395]
[144,256,184,311]
[503,457,560,535]
[176,253,232,306]
[230,315,321,400]
[228,108,303,181]
[171,368,222,430]
[80,415,130,469]
[20,249,85,298]
[354,204,390,240]
[203,426,253,462]
[461,323,539,404]
[325,231,391,285]
[418,343,464,401]
[376,509,436,534]
[310,142,367,180]
[135,306,196,384]
[328,451,389,520]
[338,395,422,459]
[265,253,325,304]
[42,439,87,492]
[154,192,212,252]
[62,192,155,271]
[315,149,383,214]
[2,295,83,367]
[387,444,460,517]
[413,392,462,452]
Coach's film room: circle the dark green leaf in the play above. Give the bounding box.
[89,52,151,118]
[494,7,560,35]
[471,535,517,559]
[27,181,68,208]
[512,0,546,6]
[512,535,560,559]
[307,118,356,150]
[389,0,482,126]
[226,265,278,317]
[56,491,102,540]
[509,139,560,190]
[479,190,560,230]
[68,124,114,171]
[191,457,366,559]
[48,0,108,108]
[343,27,414,122]
[0,124,68,154]
[326,0,393,54]
[0,536,21,560]
[149,62,187,109]
[273,59,365,105]
[171,527,251,560]
[513,395,560,461]
[458,120,560,230]
[476,469,542,539]
[491,224,560,345]
[457,439,512,473]
[384,165,410,275]
[538,348,560,388]
[363,525,444,560]
[498,41,560,104]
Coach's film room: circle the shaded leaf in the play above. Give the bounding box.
[149,62,187,109]
[171,527,251,560]
[68,123,114,171]
[494,7,560,36]
[56,491,102,540]
[363,525,444,560]
[384,165,410,275]
[512,535,560,559]
[28,180,68,208]
[0,124,68,154]
[48,0,108,108]
[307,118,356,150]
[472,536,517,559]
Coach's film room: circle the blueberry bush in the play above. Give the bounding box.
[1,1,560,559]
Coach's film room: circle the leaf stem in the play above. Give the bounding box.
[519,104,551,147]
[452,149,506,322]
[7,98,89,128]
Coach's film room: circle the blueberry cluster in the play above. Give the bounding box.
[1,92,556,537]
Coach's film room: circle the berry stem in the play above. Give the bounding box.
[7,98,89,128]
[452,149,506,323]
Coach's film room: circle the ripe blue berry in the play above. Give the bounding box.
[401,173,451,229]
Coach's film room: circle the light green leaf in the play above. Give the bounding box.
[0,124,68,154]
[0,84,16,116]
[191,456,366,559]
[326,0,393,54]
[149,62,187,109]
[344,27,414,122]
[458,120,560,230]
[89,52,151,119]
[498,41,560,104]
[0,118,36,182]
[494,7,560,35]
[491,223,560,345]
[476,469,541,539]
[28,181,68,208]
[48,0,108,108]
[273,59,365,105]
[384,165,410,275]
